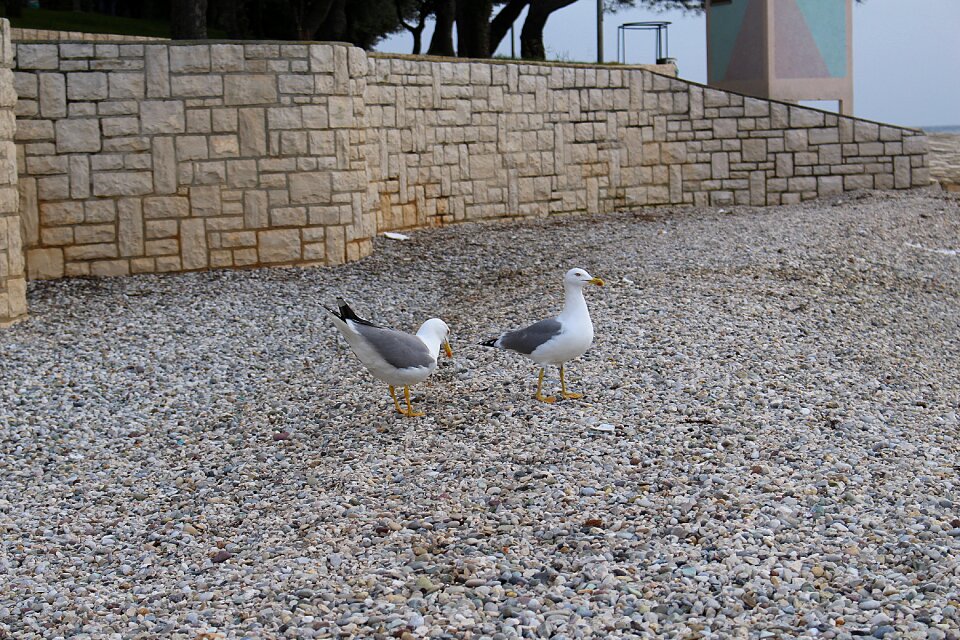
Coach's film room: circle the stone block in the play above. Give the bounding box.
[67,72,108,100]
[69,156,90,199]
[227,159,258,188]
[239,108,267,155]
[289,172,332,205]
[141,100,185,134]
[742,138,767,162]
[180,218,208,270]
[36,175,70,200]
[101,116,139,137]
[93,171,152,196]
[328,96,354,128]
[118,198,144,257]
[176,135,208,160]
[211,44,245,72]
[55,118,101,153]
[224,75,278,106]
[90,259,130,277]
[74,224,115,244]
[64,242,117,261]
[790,107,825,128]
[40,226,73,246]
[258,229,301,263]
[817,176,843,196]
[17,44,58,70]
[190,185,221,216]
[818,144,842,165]
[903,135,927,155]
[83,200,115,223]
[854,121,880,142]
[661,142,687,164]
[153,136,177,193]
[172,75,222,98]
[210,135,239,158]
[243,190,269,228]
[27,247,64,280]
[785,130,808,152]
[15,119,54,141]
[894,156,911,189]
[146,219,178,238]
[60,43,94,59]
[108,72,145,99]
[39,73,66,118]
[144,45,170,98]
[170,45,210,73]
[146,239,179,256]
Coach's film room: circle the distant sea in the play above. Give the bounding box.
[923,125,960,133]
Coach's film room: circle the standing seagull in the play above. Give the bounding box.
[482,268,604,403]
[326,298,453,417]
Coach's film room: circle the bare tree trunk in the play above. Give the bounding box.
[489,0,528,55]
[171,0,208,39]
[396,0,429,55]
[520,0,575,60]
[427,0,455,56]
[291,0,336,40]
[455,0,491,58]
[316,0,346,41]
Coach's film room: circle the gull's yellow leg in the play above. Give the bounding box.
[535,368,556,404]
[389,385,404,414]
[560,364,583,400]
[403,385,424,417]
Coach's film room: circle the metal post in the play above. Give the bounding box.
[511,23,515,58]
[597,0,604,63]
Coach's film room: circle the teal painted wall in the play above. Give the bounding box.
[794,0,847,77]
[708,1,751,83]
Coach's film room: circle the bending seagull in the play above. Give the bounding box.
[326,298,452,417]
[482,268,604,403]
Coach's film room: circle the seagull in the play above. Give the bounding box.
[326,298,453,417]
[482,268,604,403]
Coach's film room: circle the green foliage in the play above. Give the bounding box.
[2,7,183,37]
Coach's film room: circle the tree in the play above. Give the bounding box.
[455,0,494,57]
[171,0,208,38]
[290,0,336,40]
[427,0,456,56]
[519,0,578,59]
[395,0,431,55]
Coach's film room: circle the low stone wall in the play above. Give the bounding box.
[5,34,930,292]
[15,40,373,279]
[367,56,928,230]
[0,20,24,326]
[12,28,164,42]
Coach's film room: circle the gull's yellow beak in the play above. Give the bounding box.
[443,340,453,358]
[589,277,605,287]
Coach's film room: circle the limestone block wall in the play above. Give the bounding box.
[14,40,373,280]
[366,57,929,230]
[0,20,25,326]
[8,38,929,289]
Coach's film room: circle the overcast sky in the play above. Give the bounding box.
[376,0,960,128]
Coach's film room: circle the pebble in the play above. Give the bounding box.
[2,190,959,638]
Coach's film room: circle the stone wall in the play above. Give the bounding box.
[8,38,929,287]
[14,40,373,280]
[366,55,928,230]
[0,20,24,326]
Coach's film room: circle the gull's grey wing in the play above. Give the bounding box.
[497,318,562,355]
[354,323,434,369]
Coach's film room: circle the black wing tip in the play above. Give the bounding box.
[330,297,379,327]
[480,337,499,348]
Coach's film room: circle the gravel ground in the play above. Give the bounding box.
[2,188,960,639]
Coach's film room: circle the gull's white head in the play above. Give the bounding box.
[564,267,605,288]
[419,318,454,358]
